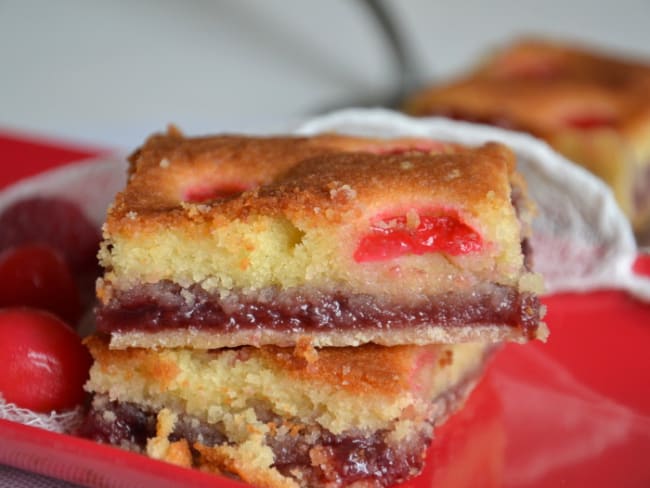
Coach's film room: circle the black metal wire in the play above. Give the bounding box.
[359,0,421,102]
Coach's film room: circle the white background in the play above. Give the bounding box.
[1,0,649,150]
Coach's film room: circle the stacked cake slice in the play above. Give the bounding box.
[82,129,545,487]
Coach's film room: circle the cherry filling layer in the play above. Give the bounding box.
[354,211,483,263]
[96,282,541,339]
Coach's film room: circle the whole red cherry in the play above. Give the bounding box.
[0,308,92,412]
[0,244,81,324]
[0,197,101,274]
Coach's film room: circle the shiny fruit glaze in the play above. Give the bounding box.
[183,183,248,203]
[0,308,92,412]
[354,212,482,263]
[0,244,81,324]
[369,140,450,156]
[563,113,617,130]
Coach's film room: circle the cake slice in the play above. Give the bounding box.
[96,130,544,349]
[404,38,650,235]
[81,335,493,488]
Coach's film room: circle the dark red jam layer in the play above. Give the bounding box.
[80,397,430,487]
[96,284,541,339]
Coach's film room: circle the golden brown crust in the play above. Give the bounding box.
[257,343,431,396]
[245,142,514,224]
[106,131,468,236]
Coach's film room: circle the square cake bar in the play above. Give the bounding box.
[81,335,492,488]
[95,130,545,349]
[404,38,650,235]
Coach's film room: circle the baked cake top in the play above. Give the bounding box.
[110,136,513,232]
[100,131,533,296]
[404,38,650,139]
[108,129,461,230]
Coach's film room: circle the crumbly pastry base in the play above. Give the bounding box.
[107,323,546,350]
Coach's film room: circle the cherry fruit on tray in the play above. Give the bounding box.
[0,308,92,412]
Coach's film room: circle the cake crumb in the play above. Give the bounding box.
[438,349,454,367]
[102,410,116,422]
[180,288,196,307]
[126,211,138,220]
[146,408,191,467]
[400,160,414,170]
[405,209,421,230]
[328,183,357,202]
[294,336,319,364]
[167,124,183,137]
[181,201,211,217]
[159,158,170,168]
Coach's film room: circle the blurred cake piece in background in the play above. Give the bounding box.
[404,38,650,237]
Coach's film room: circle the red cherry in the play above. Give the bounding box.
[0,244,81,324]
[354,212,483,263]
[0,308,92,412]
[365,140,450,156]
[183,183,248,203]
[0,197,101,273]
[563,113,617,130]
[495,59,562,79]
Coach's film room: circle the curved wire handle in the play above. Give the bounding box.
[360,0,422,100]
[316,1,422,111]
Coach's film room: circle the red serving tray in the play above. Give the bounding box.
[1,132,649,488]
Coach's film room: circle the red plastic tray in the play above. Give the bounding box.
[1,133,649,487]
